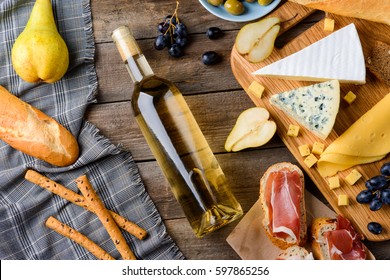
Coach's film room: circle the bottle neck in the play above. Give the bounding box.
[112,26,154,83]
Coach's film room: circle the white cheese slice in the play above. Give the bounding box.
[252,23,366,84]
[270,80,340,139]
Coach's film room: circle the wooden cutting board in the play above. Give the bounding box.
[230,1,390,241]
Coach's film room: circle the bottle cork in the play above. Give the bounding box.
[112,26,141,61]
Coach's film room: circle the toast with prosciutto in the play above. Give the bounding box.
[311,215,366,260]
[260,162,307,249]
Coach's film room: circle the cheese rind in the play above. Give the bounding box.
[252,23,366,84]
[270,80,340,139]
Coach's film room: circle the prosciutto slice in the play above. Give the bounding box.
[325,215,366,260]
[265,168,302,242]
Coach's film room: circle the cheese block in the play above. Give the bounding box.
[317,93,390,177]
[252,24,366,84]
[270,80,340,139]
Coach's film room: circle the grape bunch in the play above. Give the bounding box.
[154,2,188,58]
[356,162,390,234]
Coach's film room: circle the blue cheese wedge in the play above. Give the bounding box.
[270,80,340,139]
[252,24,366,84]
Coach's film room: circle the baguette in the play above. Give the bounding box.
[260,162,307,249]
[288,0,390,25]
[0,85,79,166]
[276,245,314,260]
[311,217,337,260]
[311,215,366,260]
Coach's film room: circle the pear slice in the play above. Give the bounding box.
[235,17,280,58]
[225,107,277,152]
[247,24,280,63]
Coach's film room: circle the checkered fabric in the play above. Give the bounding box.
[0,0,184,260]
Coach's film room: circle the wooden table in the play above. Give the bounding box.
[86,0,390,260]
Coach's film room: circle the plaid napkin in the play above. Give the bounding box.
[0,0,184,260]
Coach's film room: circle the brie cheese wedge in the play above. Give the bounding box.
[253,24,366,84]
[270,80,340,139]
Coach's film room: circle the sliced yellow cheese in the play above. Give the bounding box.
[343,91,356,104]
[298,144,311,157]
[287,124,300,137]
[312,141,325,155]
[338,194,349,206]
[324,18,335,32]
[345,169,362,185]
[328,175,340,190]
[304,153,318,168]
[318,93,390,177]
[248,81,265,99]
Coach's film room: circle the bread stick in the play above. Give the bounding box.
[45,216,115,260]
[25,169,147,240]
[76,175,136,260]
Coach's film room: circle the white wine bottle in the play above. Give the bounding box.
[112,26,242,238]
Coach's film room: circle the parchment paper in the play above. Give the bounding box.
[226,191,375,260]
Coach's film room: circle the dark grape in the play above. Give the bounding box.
[168,44,183,58]
[175,36,188,48]
[154,34,166,50]
[380,162,390,176]
[367,222,383,235]
[201,51,221,65]
[380,188,390,205]
[158,22,169,33]
[369,198,383,211]
[206,27,223,40]
[175,23,187,37]
[163,33,172,48]
[356,189,375,204]
[165,15,177,25]
[365,175,389,190]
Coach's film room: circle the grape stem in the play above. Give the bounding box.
[163,0,181,45]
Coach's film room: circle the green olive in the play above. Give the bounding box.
[207,0,224,6]
[258,0,273,6]
[224,0,245,15]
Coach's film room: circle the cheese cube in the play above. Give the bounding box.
[343,91,357,104]
[324,18,335,32]
[328,175,340,190]
[338,194,349,206]
[248,81,265,99]
[304,153,318,168]
[298,144,311,157]
[312,141,325,155]
[287,124,300,137]
[345,169,362,185]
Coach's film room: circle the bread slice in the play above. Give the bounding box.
[260,162,307,249]
[288,0,390,26]
[311,217,337,260]
[366,40,390,87]
[276,245,314,260]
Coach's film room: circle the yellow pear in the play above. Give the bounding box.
[11,0,69,83]
[235,17,280,63]
[225,107,277,152]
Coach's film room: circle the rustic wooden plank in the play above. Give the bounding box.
[165,218,241,260]
[85,91,285,161]
[95,32,242,103]
[91,0,246,43]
